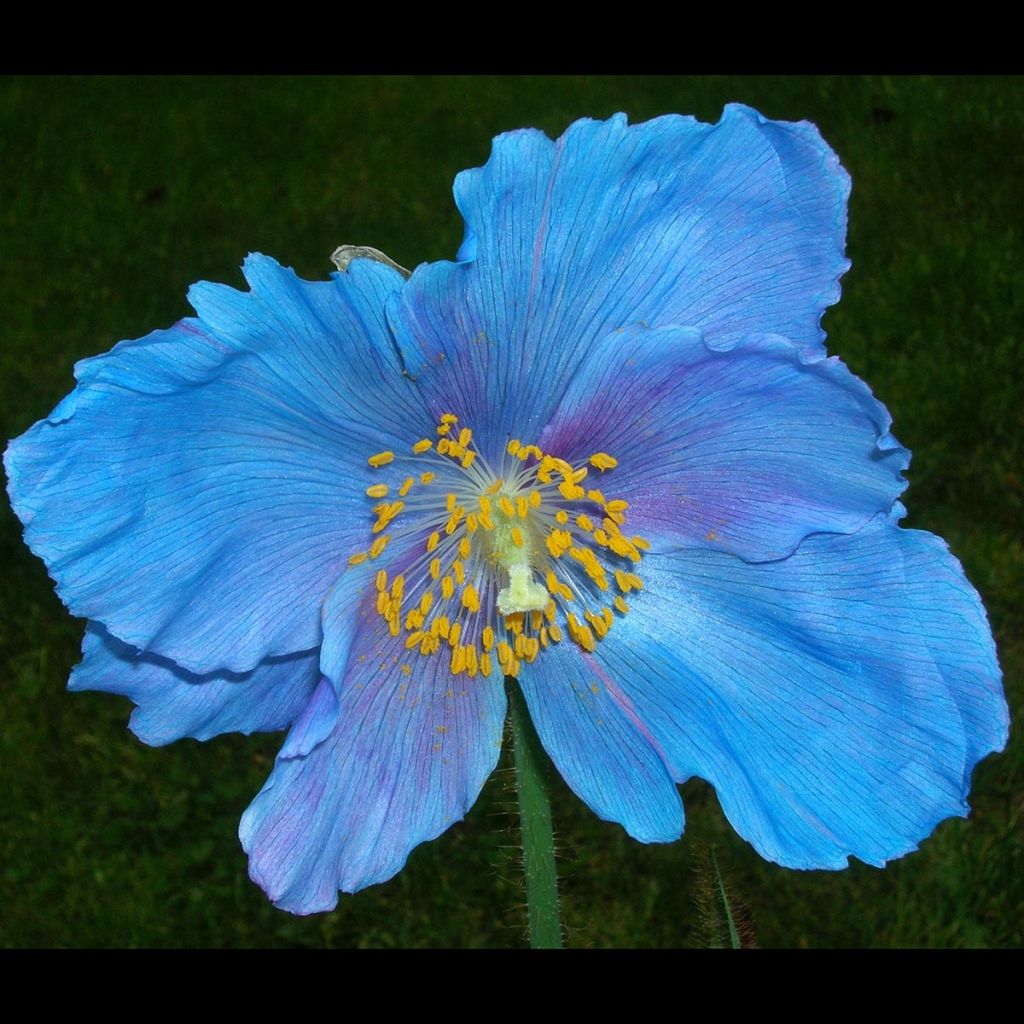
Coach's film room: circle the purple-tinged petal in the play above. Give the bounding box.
[587,518,1006,869]
[539,325,909,562]
[392,105,850,453]
[70,622,319,746]
[517,653,684,844]
[6,255,429,674]
[239,565,506,914]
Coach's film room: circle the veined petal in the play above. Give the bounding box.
[517,662,684,844]
[584,518,1006,869]
[6,254,427,674]
[539,325,909,562]
[392,105,850,451]
[239,563,506,914]
[70,622,319,746]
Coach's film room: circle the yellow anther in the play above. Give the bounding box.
[399,477,415,497]
[412,438,433,454]
[445,507,465,535]
[593,528,609,546]
[458,427,472,447]
[464,645,478,677]
[614,595,629,615]
[437,438,451,455]
[589,452,618,471]
[539,627,549,648]
[366,483,389,499]
[466,513,479,533]
[420,591,434,615]
[449,622,462,647]
[436,423,451,437]
[544,599,557,623]
[478,495,493,517]
[446,493,457,513]
[391,575,405,602]
[420,471,436,484]
[536,457,556,484]
[441,413,459,425]
[518,444,543,462]
[480,652,493,677]
[606,499,629,514]
[498,496,516,518]
[368,451,394,468]
[375,590,389,616]
[627,572,643,590]
[348,551,368,566]
[507,439,521,456]
[577,513,595,532]
[514,634,528,658]
[405,631,426,650]
[505,612,525,634]
[478,511,495,530]
[429,557,441,580]
[632,535,651,551]
[459,536,472,559]
[485,478,504,495]
[555,510,569,524]
[558,480,585,501]
[587,489,607,504]
[548,623,563,643]
[529,490,542,509]
[517,495,530,519]
[375,569,388,592]
[524,637,540,662]
[453,560,466,585]
[461,450,477,470]
[497,641,514,666]
[450,645,465,676]
[388,618,400,637]
[434,616,451,639]
[369,535,389,558]
[572,466,588,483]
[427,531,440,553]
[510,526,524,548]
[482,626,496,651]
[530,610,543,631]
[441,575,455,600]
[614,569,632,593]
[602,606,614,629]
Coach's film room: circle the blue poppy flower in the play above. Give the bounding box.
[6,105,1007,915]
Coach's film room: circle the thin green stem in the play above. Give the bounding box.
[507,678,562,949]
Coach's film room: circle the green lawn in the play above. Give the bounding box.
[2,75,1020,948]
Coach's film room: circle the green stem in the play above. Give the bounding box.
[507,678,562,949]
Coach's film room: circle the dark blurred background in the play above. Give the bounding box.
[1,76,1020,948]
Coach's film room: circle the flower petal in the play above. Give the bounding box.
[393,105,850,451]
[70,622,319,746]
[590,517,1006,869]
[6,254,427,674]
[239,568,506,913]
[539,325,909,561]
[517,658,684,844]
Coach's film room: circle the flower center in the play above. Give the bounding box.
[347,413,649,679]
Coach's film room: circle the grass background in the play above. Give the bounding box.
[1,75,1020,948]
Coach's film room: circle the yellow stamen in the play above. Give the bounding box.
[412,438,433,454]
[366,483,388,499]
[368,451,394,468]
[589,452,618,471]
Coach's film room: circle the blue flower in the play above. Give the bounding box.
[6,105,1008,915]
